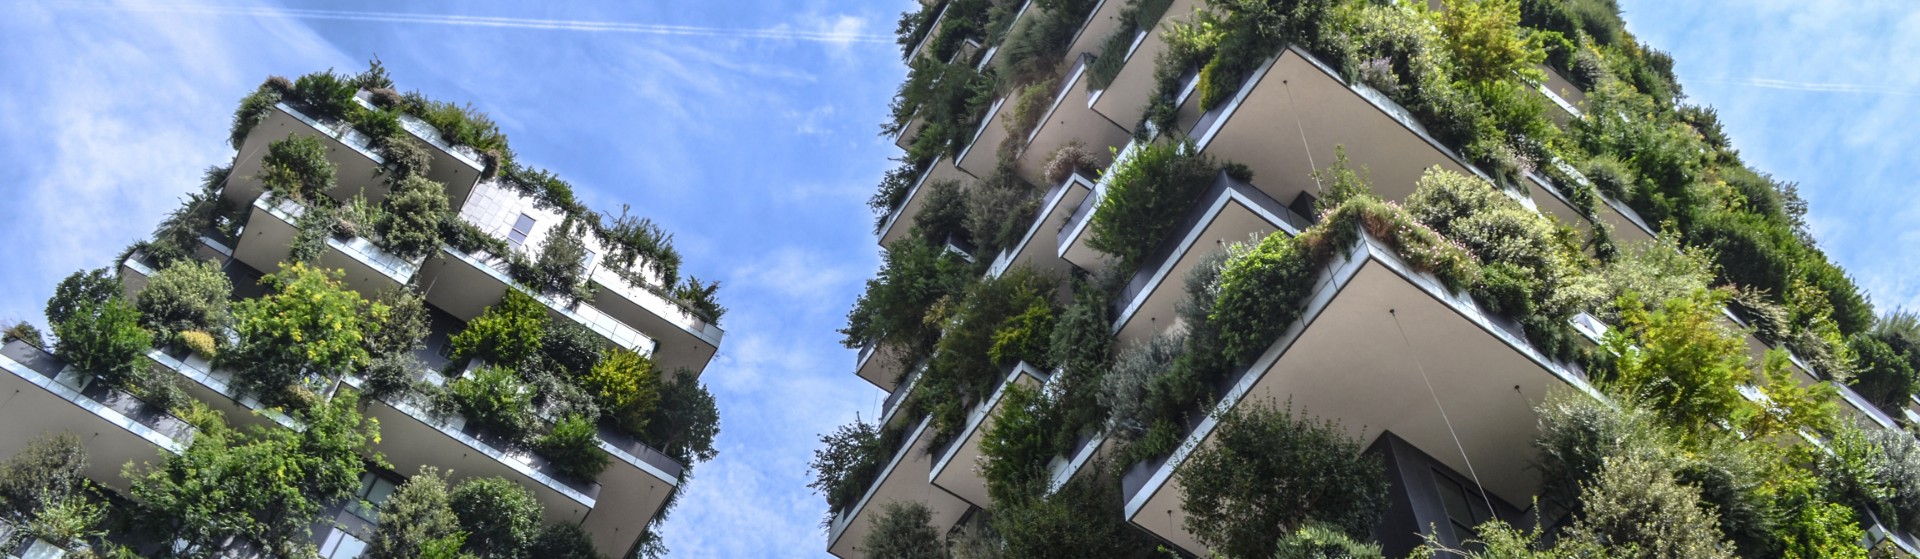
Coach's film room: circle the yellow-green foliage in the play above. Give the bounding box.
[1603,290,1751,436]
[450,290,547,366]
[179,330,217,358]
[580,348,661,432]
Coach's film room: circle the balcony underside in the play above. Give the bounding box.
[880,157,975,248]
[0,342,190,494]
[990,172,1094,279]
[589,266,722,376]
[955,97,1012,179]
[1016,55,1133,188]
[418,247,655,357]
[1125,234,1591,554]
[828,417,971,559]
[227,105,391,208]
[1088,0,1200,134]
[232,199,416,299]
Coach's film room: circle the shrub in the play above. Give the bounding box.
[989,468,1165,559]
[229,263,379,403]
[367,287,430,359]
[362,353,424,404]
[52,297,151,389]
[1565,454,1737,559]
[541,321,604,376]
[528,523,602,559]
[580,348,661,433]
[1272,523,1385,559]
[1436,0,1546,88]
[259,135,337,203]
[963,166,1042,257]
[178,330,218,357]
[1593,236,1715,321]
[1178,401,1388,559]
[978,383,1054,502]
[45,268,118,326]
[229,80,285,149]
[1852,333,1920,413]
[537,415,610,481]
[514,220,591,296]
[808,419,888,523]
[1046,276,1118,449]
[918,269,1058,441]
[1100,331,1184,441]
[3,321,45,349]
[368,468,462,559]
[599,204,682,288]
[448,366,536,443]
[451,290,548,366]
[1043,141,1095,185]
[136,259,232,339]
[287,69,357,121]
[0,433,87,525]
[1601,290,1752,436]
[379,131,433,180]
[639,368,721,465]
[378,175,449,260]
[1086,140,1227,271]
[674,276,727,325]
[914,179,972,247]
[840,235,974,364]
[1210,231,1314,365]
[449,477,543,558]
[863,502,947,559]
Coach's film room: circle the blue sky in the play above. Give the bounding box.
[0,1,1913,557]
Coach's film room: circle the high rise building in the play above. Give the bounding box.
[0,68,723,558]
[817,1,1920,557]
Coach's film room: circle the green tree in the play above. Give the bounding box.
[1086,140,1233,271]
[1566,454,1737,559]
[839,235,972,366]
[537,415,610,481]
[52,297,151,389]
[450,477,543,558]
[809,420,886,523]
[0,433,88,525]
[258,135,337,203]
[136,259,232,339]
[640,368,721,465]
[1178,401,1388,559]
[368,468,462,559]
[229,263,381,404]
[1602,290,1752,436]
[448,365,535,442]
[367,286,431,359]
[1436,0,1546,87]
[126,391,381,558]
[863,502,948,559]
[978,383,1053,503]
[45,268,118,326]
[451,290,547,366]
[1272,523,1384,559]
[528,523,603,559]
[378,175,450,260]
[541,321,604,376]
[3,320,45,348]
[580,348,661,433]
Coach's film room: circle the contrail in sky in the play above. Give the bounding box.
[1701,77,1919,97]
[62,2,895,43]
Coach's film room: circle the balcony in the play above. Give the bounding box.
[878,361,927,428]
[1529,162,1656,245]
[357,94,487,210]
[854,340,912,393]
[417,245,657,357]
[986,171,1096,279]
[826,416,972,559]
[1087,0,1201,134]
[226,102,390,209]
[1540,65,1587,125]
[1111,172,1313,347]
[1062,0,1129,69]
[0,341,195,494]
[347,362,683,558]
[892,108,928,151]
[878,156,975,248]
[232,197,423,299]
[954,96,1011,179]
[929,362,1049,508]
[587,265,724,376]
[1056,137,1149,273]
[145,346,300,432]
[1013,54,1134,187]
[1120,230,1596,554]
[904,1,952,62]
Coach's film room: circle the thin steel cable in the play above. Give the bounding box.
[1389,308,1498,517]
[1281,79,1321,194]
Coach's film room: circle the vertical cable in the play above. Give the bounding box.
[1281,79,1321,195]
[1389,308,1498,517]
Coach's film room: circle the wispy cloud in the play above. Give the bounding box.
[61,2,896,43]
[1696,77,1920,97]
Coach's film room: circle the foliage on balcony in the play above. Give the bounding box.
[581,348,663,434]
[259,135,337,204]
[453,290,547,366]
[135,259,232,346]
[377,175,451,260]
[126,391,382,558]
[449,477,545,557]
[1087,139,1249,272]
[842,234,977,369]
[0,434,89,531]
[895,1,948,59]
[1177,400,1387,559]
[862,502,949,559]
[914,268,1059,444]
[993,0,1101,91]
[227,263,381,407]
[538,414,612,481]
[48,272,151,390]
[1087,0,1177,90]
[807,417,911,524]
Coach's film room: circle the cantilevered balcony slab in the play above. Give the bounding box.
[419,246,656,357]
[904,2,951,62]
[1121,231,1595,554]
[855,340,912,392]
[1062,0,1127,67]
[588,265,724,376]
[145,347,299,432]
[1532,161,1656,245]
[827,417,972,559]
[954,97,1013,179]
[1015,54,1134,187]
[930,363,1049,508]
[232,197,422,298]
[1112,172,1311,347]
[1194,48,1488,212]
[0,341,194,493]
[879,157,975,248]
[227,103,392,208]
[893,109,929,151]
[987,172,1095,279]
[879,362,927,429]
[1542,66,1586,121]
[1056,138,1150,273]
[370,97,487,209]
[1087,0,1200,134]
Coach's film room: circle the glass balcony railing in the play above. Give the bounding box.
[1,341,196,451]
[258,197,422,285]
[440,245,658,357]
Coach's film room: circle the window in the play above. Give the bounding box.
[1433,469,1491,547]
[581,249,598,272]
[436,342,455,359]
[346,472,399,523]
[319,531,367,559]
[507,214,536,248]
